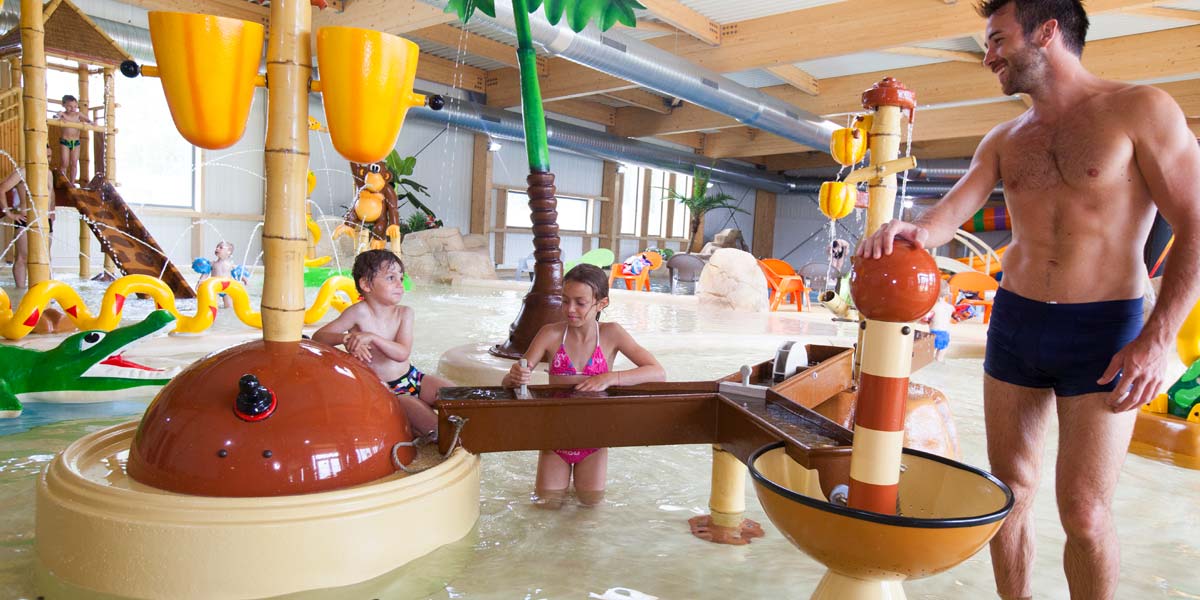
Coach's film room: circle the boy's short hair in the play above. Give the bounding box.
[62,94,77,104]
[352,249,404,295]
[216,240,234,251]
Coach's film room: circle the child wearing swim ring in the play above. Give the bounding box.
[503,264,665,508]
[314,250,450,440]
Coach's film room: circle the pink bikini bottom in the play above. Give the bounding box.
[553,448,599,465]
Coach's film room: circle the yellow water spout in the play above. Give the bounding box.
[148,12,264,150]
[316,27,426,163]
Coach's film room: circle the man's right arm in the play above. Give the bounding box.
[858,126,1004,258]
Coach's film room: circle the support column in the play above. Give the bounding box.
[21,0,51,285]
[752,189,776,258]
[101,66,117,278]
[599,161,619,252]
[688,445,765,545]
[261,0,312,342]
[470,134,493,238]
[77,63,90,278]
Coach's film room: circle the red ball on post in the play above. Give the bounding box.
[850,241,940,323]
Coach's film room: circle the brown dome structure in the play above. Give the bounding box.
[127,339,414,497]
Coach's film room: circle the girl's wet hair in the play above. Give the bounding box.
[352,249,405,295]
[563,264,609,320]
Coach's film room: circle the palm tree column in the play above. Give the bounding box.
[491,0,563,358]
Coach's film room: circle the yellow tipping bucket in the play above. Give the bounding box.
[147,12,263,150]
[317,27,426,163]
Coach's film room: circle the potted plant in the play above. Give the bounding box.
[664,167,747,253]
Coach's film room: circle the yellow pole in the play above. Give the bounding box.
[76,64,89,185]
[707,445,747,528]
[102,66,117,278]
[11,57,24,165]
[864,105,902,238]
[102,67,115,183]
[261,0,311,341]
[77,63,90,278]
[21,0,50,285]
[855,78,916,381]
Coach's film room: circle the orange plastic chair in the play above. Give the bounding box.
[758,259,808,312]
[610,251,664,291]
[949,271,999,323]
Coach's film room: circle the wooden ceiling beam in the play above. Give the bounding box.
[312,0,454,33]
[117,0,268,24]
[486,60,634,107]
[883,47,983,63]
[655,131,705,150]
[642,0,1157,74]
[613,25,1200,138]
[409,25,534,72]
[638,0,722,45]
[1121,6,1200,21]
[764,64,819,95]
[544,99,617,126]
[601,88,671,114]
[416,52,487,93]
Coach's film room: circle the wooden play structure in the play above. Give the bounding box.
[0,0,193,297]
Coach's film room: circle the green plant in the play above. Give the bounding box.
[646,247,674,261]
[384,150,443,229]
[664,168,747,253]
[402,211,430,235]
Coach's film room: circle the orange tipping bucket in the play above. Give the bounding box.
[317,27,427,164]
[147,12,263,150]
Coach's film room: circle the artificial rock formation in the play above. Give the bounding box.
[401,227,497,283]
[697,248,768,312]
[699,228,747,256]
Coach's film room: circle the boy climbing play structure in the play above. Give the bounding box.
[0,0,193,297]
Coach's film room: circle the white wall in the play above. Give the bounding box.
[770,192,866,271]
[701,180,757,251]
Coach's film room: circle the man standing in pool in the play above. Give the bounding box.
[857,1,1200,599]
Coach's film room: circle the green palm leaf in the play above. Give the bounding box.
[561,0,644,32]
[444,0,496,22]
[543,0,567,24]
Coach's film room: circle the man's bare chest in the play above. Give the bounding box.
[999,117,1134,194]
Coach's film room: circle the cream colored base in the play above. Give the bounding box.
[438,342,548,387]
[36,421,481,600]
[812,570,906,600]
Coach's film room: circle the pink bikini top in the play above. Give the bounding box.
[549,322,610,376]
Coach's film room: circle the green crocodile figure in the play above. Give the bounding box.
[1165,359,1200,420]
[0,310,180,417]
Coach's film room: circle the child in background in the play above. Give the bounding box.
[621,252,652,276]
[313,250,450,440]
[195,241,248,308]
[926,281,955,361]
[56,95,92,184]
[503,264,666,508]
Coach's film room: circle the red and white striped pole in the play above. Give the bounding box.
[848,243,939,514]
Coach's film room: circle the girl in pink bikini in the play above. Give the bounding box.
[503,264,665,508]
